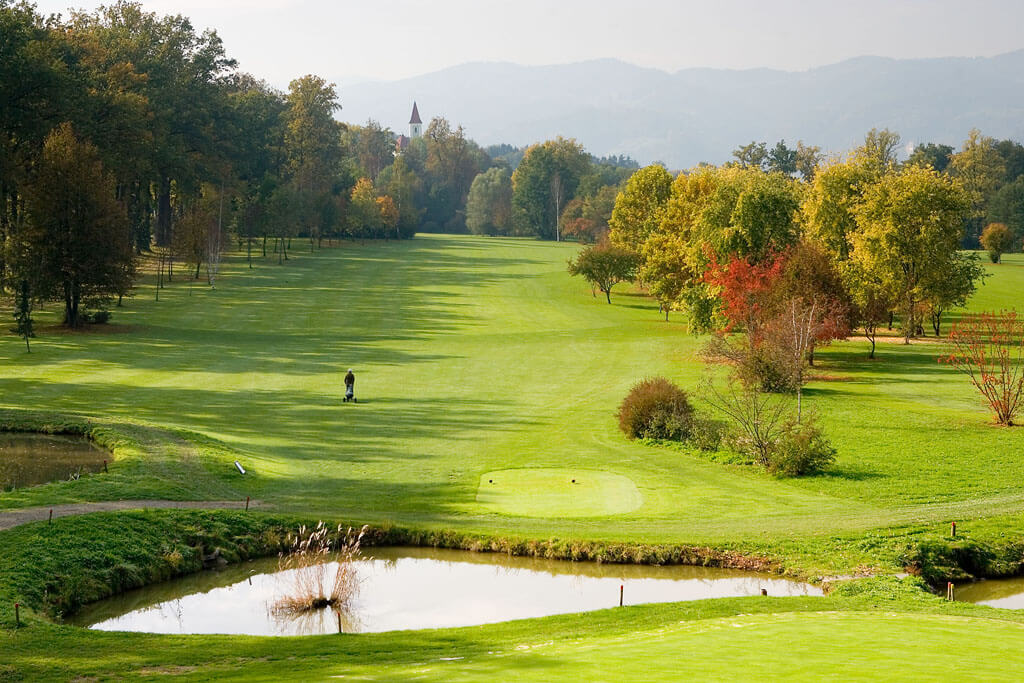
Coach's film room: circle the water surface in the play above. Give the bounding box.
[70,546,822,635]
[956,576,1024,609]
[0,432,107,491]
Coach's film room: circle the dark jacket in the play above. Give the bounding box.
[344,371,355,387]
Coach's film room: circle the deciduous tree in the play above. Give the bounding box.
[980,222,1014,264]
[850,165,972,343]
[939,311,1024,425]
[512,138,589,240]
[466,167,512,236]
[607,164,673,251]
[567,242,640,303]
[18,123,134,327]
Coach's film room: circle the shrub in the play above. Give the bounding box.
[688,416,726,452]
[89,310,112,324]
[737,346,800,393]
[617,377,695,440]
[766,417,836,477]
[980,222,1013,263]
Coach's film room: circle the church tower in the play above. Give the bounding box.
[409,102,422,139]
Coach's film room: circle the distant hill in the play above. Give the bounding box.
[337,52,1024,169]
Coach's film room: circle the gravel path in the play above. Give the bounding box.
[0,499,267,532]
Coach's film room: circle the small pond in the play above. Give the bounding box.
[69,546,822,635]
[956,577,1024,609]
[0,432,108,492]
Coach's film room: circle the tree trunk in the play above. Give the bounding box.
[63,281,81,328]
[155,177,172,247]
[605,289,611,304]
[904,295,913,344]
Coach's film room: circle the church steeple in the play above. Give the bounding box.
[409,102,422,139]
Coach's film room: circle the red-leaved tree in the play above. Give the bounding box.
[702,250,787,337]
[939,311,1024,425]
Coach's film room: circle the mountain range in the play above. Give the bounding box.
[336,51,1024,169]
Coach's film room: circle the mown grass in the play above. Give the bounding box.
[2,238,1023,546]
[2,238,1024,678]
[6,574,1024,681]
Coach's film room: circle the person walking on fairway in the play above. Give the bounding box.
[344,369,356,403]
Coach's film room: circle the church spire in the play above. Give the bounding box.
[409,102,423,139]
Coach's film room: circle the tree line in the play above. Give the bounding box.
[591,129,1014,354]
[0,0,564,330]
[467,141,638,240]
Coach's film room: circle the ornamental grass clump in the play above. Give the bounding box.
[271,522,367,614]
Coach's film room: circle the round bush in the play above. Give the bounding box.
[766,419,836,477]
[617,377,695,441]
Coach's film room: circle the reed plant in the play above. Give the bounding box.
[272,522,367,614]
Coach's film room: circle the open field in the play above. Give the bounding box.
[2,236,1024,678]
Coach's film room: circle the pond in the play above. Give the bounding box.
[0,432,108,492]
[956,576,1024,609]
[69,546,822,635]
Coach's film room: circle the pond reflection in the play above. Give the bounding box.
[0,432,108,491]
[70,546,822,636]
[956,576,1024,609]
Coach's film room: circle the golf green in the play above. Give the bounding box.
[476,468,643,517]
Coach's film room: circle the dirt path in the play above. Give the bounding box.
[0,499,268,532]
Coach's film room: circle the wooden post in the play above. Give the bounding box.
[619,584,624,607]
[245,496,250,511]
[48,509,53,524]
[14,603,20,628]
[951,521,957,538]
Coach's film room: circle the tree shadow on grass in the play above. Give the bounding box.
[23,237,548,377]
[816,465,885,482]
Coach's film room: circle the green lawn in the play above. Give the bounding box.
[8,591,1024,681]
[3,236,1024,678]
[3,237,1023,547]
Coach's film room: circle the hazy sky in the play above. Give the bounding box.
[32,0,1024,87]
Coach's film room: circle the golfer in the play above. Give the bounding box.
[344,369,355,402]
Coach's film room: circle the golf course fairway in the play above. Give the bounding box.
[3,234,1024,680]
